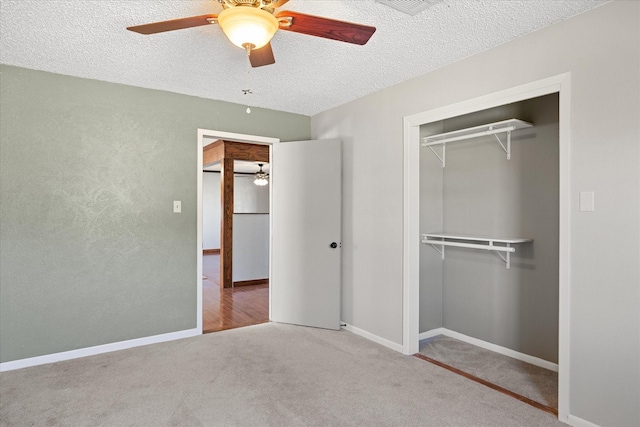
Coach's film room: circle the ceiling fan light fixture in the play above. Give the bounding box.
[217,7,279,51]
[254,163,269,186]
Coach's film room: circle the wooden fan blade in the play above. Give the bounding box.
[276,11,376,45]
[250,43,276,68]
[127,14,217,35]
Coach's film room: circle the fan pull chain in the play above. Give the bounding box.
[243,62,253,114]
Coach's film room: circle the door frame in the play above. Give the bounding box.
[197,129,279,334]
[402,73,571,422]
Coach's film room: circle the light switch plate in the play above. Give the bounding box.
[173,201,181,213]
[579,192,594,212]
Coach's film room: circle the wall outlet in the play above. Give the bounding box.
[173,201,181,213]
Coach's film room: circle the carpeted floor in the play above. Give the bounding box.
[418,335,558,410]
[0,323,564,426]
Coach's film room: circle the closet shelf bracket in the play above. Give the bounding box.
[421,119,533,167]
[427,143,445,167]
[494,131,511,160]
[421,233,533,269]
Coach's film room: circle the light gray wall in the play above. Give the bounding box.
[233,175,270,282]
[233,214,269,282]
[202,172,270,250]
[0,64,310,363]
[420,95,559,363]
[311,2,639,426]
[234,175,269,214]
[202,172,221,249]
[202,172,269,281]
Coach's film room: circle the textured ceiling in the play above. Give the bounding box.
[0,0,608,116]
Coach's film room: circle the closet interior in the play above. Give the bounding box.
[418,93,560,410]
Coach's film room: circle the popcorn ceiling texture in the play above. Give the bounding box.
[0,0,608,116]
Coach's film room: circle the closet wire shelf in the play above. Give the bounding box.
[421,233,533,269]
[422,119,533,167]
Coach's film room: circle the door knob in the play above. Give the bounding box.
[330,242,338,249]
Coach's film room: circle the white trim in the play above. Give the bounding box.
[197,129,204,334]
[341,323,404,353]
[567,415,602,427]
[197,129,279,332]
[419,328,558,372]
[0,328,199,372]
[402,73,571,421]
[403,117,421,356]
[418,328,446,341]
[269,148,273,319]
[557,76,572,425]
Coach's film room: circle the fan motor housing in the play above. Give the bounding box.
[220,0,264,8]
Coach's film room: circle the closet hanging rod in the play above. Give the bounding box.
[422,232,532,244]
[421,119,533,147]
[421,233,533,269]
[422,126,516,147]
[421,119,533,167]
[421,239,516,253]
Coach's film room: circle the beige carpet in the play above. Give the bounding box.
[418,335,558,410]
[0,323,564,426]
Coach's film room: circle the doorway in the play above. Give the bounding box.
[202,139,272,333]
[197,132,344,336]
[402,74,571,422]
[202,159,270,332]
[196,130,280,334]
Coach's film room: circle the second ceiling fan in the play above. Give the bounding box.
[127,0,377,68]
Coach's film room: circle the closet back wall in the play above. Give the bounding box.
[420,94,559,363]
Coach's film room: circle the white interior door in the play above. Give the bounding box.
[270,139,341,330]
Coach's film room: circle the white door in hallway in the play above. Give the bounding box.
[270,139,342,330]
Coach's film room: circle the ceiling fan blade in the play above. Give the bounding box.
[276,11,376,45]
[127,14,217,35]
[250,43,276,68]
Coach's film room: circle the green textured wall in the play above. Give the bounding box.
[0,64,310,363]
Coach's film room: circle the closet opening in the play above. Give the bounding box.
[403,73,571,422]
[417,93,559,414]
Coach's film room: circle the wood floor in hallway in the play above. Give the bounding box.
[202,254,269,333]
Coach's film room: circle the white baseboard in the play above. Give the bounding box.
[418,327,558,372]
[0,328,200,372]
[567,415,601,427]
[418,328,446,341]
[341,322,403,353]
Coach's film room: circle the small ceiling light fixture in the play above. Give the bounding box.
[254,163,269,186]
[217,6,279,55]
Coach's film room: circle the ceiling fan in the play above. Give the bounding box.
[127,0,376,68]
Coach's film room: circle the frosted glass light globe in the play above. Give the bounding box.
[217,7,279,51]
